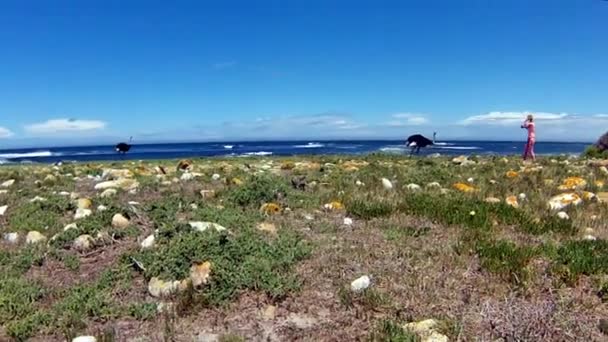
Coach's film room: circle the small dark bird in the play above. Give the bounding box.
[115,137,133,154]
[406,133,434,155]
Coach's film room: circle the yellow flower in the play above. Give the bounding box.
[324,201,344,211]
[595,180,604,189]
[506,195,519,208]
[557,177,587,191]
[231,177,243,186]
[260,203,281,215]
[506,170,519,178]
[280,162,295,170]
[453,182,476,193]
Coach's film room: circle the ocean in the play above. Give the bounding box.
[0,140,591,164]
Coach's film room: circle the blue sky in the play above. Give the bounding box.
[1,0,607,147]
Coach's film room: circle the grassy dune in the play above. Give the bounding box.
[1,155,608,341]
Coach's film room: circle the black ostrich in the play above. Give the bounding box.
[406,132,435,155]
[115,137,133,155]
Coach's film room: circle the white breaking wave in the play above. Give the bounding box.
[0,159,9,164]
[379,146,406,153]
[433,142,452,146]
[0,151,56,159]
[294,142,325,148]
[242,151,273,156]
[224,145,234,149]
[435,146,480,150]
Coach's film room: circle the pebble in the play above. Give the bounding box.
[467,177,474,183]
[381,178,393,190]
[73,235,94,251]
[557,211,570,220]
[583,235,597,241]
[484,197,501,204]
[29,196,47,203]
[600,166,608,176]
[72,337,97,342]
[407,183,421,191]
[74,208,92,220]
[63,223,78,231]
[518,193,527,200]
[211,173,221,181]
[351,275,371,292]
[343,217,354,226]
[26,231,46,244]
[0,205,7,216]
[148,277,181,298]
[77,198,92,209]
[3,232,19,244]
[1,179,15,188]
[189,221,227,232]
[257,222,277,234]
[426,182,441,188]
[262,305,277,320]
[200,190,216,199]
[112,214,130,228]
[141,234,155,249]
[190,261,212,288]
[97,205,108,212]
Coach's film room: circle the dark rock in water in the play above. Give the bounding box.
[599,319,608,335]
[291,176,307,190]
[596,131,608,152]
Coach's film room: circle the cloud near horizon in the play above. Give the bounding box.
[0,127,14,138]
[459,111,608,126]
[24,118,107,135]
[386,113,429,127]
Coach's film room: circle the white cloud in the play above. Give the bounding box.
[0,127,14,138]
[25,118,107,135]
[386,113,429,126]
[460,111,569,126]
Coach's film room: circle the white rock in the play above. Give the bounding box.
[211,173,221,181]
[1,179,15,188]
[0,205,7,216]
[180,172,195,181]
[63,223,78,231]
[304,214,314,221]
[0,190,8,195]
[74,208,92,220]
[600,166,608,176]
[583,235,597,241]
[128,201,140,205]
[469,211,476,216]
[518,193,527,200]
[73,235,94,251]
[148,277,181,298]
[426,182,441,188]
[343,217,353,226]
[112,214,130,228]
[100,189,117,198]
[407,183,421,191]
[484,197,501,204]
[355,180,364,186]
[381,178,393,190]
[189,221,227,232]
[26,231,46,244]
[141,234,155,249]
[350,275,371,292]
[548,193,582,211]
[97,205,108,212]
[557,211,570,220]
[29,196,47,203]
[72,337,97,342]
[467,177,474,183]
[58,191,71,196]
[3,232,19,244]
[94,178,139,191]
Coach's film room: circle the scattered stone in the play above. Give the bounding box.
[291,176,307,190]
[200,190,216,199]
[518,193,527,201]
[351,275,371,292]
[343,217,354,226]
[407,183,421,191]
[600,166,608,176]
[426,182,441,188]
[148,277,180,298]
[141,234,155,249]
[64,223,78,231]
[58,191,71,196]
[548,193,582,210]
[74,208,92,220]
[102,169,133,180]
[3,232,18,244]
[484,197,501,204]
[190,261,212,288]
[211,173,221,181]
[324,201,344,211]
[469,210,476,216]
[29,196,47,203]
[100,189,117,198]
[94,178,139,191]
[403,319,448,342]
[583,235,597,241]
[197,333,220,342]
[73,235,94,251]
[597,192,608,203]
[452,156,475,165]
[97,205,108,212]
[0,205,7,216]
[557,211,570,220]
[72,337,97,342]
[257,222,277,234]
[77,198,92,209]
[26,231,46,244]
[112,214,130,228]
[189,221,227,232]
[262,305,277,320]
[0,190,8,195]
[467,177,474,183]
[1,179,15,188]
[355,180,364,186]
[381,178,393,190]
[180,172,196,181]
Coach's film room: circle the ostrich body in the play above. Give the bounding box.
[406,133,434,155]
[115,137,132,154]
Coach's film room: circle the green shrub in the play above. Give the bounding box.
[368,320,420,342]
[225,175,288,207]
[582,145,608,159]
[475,240,537,283]
[556,240,608,279]
[348,198,395,219]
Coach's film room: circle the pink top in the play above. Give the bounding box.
[523,120,535,140]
